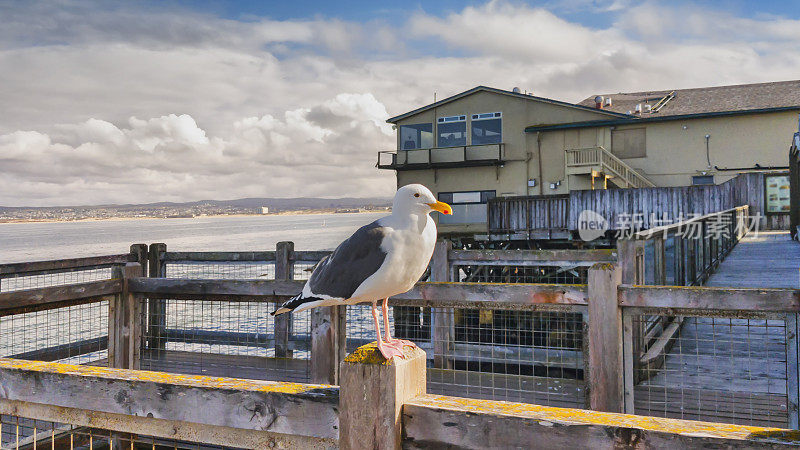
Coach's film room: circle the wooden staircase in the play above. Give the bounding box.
[566,146,655,188]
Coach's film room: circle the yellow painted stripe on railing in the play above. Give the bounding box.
[0,358,334,395]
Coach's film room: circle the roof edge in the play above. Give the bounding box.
[386,86,634,123]
[524,106,800,133]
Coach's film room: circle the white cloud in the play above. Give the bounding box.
[1,1,799,206]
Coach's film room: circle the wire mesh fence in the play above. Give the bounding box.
[628,311,794,427]
[0,414,245,449]
[138,298,311,382]
[453,264,589,284]
[0,268,114,293]
[0,301,108,366]
[165,262,275,280]
[346,301,588,408]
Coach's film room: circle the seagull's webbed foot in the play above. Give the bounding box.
[385,337,416,349]
[377,339,406,360]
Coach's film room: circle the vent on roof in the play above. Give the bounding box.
[644,104,652,113]
[594,96,604,109]
[512,87,521,93]
[604,97,612,107]
[634,103,642,114]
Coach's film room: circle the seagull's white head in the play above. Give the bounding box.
[393,184,452,216]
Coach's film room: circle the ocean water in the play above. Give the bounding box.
[0,212,386,264]
[0,212,390,365]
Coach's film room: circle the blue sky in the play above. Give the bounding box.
[1,0,800,205]
[184,0,800,23]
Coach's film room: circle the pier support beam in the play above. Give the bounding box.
[339,344,426,450]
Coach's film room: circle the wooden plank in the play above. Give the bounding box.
[274,241,293,358]
[147,243,167,353]
[0,399,332,449]
[448,249,615,265]
[8,337,108,362]
[403,394,800,449]
[0,254,132,277]
[129,277,590,309]
[0,358,339,440]
[588,263,624,413]
[0,279,121,313]
[163,251,277,262]
[618,285,800,312]
[311,305,343,384]
[432,241,453,370]
[128,277,302,300]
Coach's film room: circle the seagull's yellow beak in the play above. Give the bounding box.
[427,201,453,215]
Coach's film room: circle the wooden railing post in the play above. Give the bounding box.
[311,304,345,384]
[431,240,453,370]
[339,344,427,449]
[129,244,147,274]
[653,236,666,285]
[588,262,624,413]
[109,262,142,369]
[146,243,166,354]
[275,241,294,359]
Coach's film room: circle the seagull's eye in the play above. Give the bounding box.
[414,193,420,198]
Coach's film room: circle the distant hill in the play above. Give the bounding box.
[0,197,392,211]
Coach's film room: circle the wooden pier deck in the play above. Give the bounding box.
[638,231,800,426]
[705,231,800,289]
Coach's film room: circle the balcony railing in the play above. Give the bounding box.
[377,143,504,170]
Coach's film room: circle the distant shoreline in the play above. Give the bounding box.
[0,209,389,225]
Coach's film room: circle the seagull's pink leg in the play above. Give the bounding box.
[372,300,403,360]
[382,297,415,349]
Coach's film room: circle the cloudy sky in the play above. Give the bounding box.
[2,0,800,206]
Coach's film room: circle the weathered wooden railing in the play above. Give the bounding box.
[565,146,655,188]
[617,206,751,395]
[4,262,800,448]
[487,171,786,236]
[487,194,569,238]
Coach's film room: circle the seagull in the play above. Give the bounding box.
[271,184,452,360]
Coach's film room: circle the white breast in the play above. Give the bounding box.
[348,214,437,303]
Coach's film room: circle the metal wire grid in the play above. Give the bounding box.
[165,262,275,279]
[0,302,108,365]
[629,312,792,427]
[139,299,311,382]
[0,414,244,449]
[0,268,113,293]
[346,302,587,408]
[453,264,589,284]
[429,306,587,407]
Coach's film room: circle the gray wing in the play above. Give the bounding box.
[307,220,388,299]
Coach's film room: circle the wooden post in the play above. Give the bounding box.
[147,243,166,353]
[588,262,624,413]
[109,262,142,369]
[311,305,345,384]
[431,240,453,370]
[129,244,147,274]
[275,241,294,359]
[653,236,666,285]
[339,344,427,450]
[674,235,685,286]
[617,239,643,285]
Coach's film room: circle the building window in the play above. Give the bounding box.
[692,175,715,186]
[611,128,646,158]
[399,123,433,150]
[437,190,496,224]
[437,115,467,147]
[471,112,502,145]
